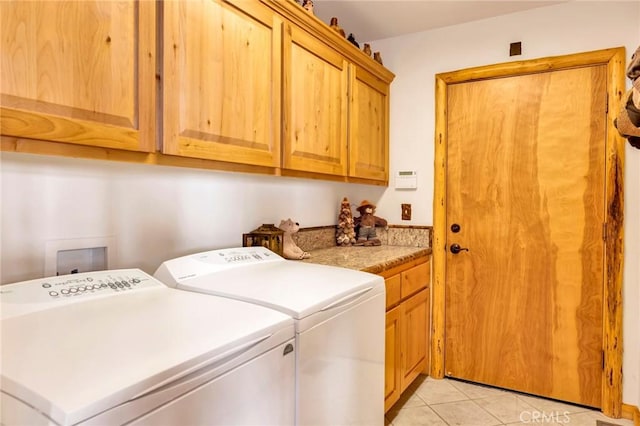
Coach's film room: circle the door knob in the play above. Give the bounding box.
[450,244,469,254]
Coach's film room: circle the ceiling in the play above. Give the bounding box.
[312,1,567,42]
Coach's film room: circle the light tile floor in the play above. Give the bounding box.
[385,376,635,426]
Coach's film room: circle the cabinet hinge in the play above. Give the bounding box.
[602,222,607,241]
[602,350,605,370]
[605,93,609,114]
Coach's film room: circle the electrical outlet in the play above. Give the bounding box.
[401,204,412,220]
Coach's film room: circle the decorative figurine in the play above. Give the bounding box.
[373,51,383,65]
[278,219,311,260]
[329,17,345,38]
[354,200,388,246]
[347,33,359,48]
[363,43,372,57]
[302,0,314,14]
[336,197,357,246]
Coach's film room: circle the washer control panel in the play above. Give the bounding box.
[1,269,162,319]
[155,247,285,285]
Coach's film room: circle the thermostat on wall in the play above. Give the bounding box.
[395,170,417,189]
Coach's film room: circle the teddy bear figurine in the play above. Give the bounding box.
[278,218,311,260]
[354,200,388,246]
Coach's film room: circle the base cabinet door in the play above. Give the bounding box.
[1,0,155,152]
[385,306,402,412]
[384,258,430,413]
[400,288,429,391]
[163,0,281,166]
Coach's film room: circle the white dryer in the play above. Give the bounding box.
[154,247,385,426]
[0,269,295,426]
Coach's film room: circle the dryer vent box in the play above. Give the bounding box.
[57,247,107,275]
[45,237,115,277]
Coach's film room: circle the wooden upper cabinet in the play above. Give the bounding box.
[162,0,281,167]
[282,23,349,176]
[349,65,390,182]
[0,1,155,152]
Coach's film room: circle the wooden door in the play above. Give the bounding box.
[349,64,389,182]
[282,23,348,176]
[0,0,155,152]
[163,0,281,167]
[445,66,606,407]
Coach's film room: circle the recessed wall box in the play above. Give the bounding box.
[395,171,417,189]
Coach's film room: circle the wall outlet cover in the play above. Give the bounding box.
[401,204,412,220]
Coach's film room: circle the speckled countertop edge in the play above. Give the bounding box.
[301,245,431,274]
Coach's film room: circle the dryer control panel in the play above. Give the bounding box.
[0,269,162,319]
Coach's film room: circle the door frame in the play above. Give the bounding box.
[431,47,626,417]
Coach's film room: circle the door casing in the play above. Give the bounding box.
[431,47,626,418]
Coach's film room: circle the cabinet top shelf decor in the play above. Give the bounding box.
[265,0,395,84]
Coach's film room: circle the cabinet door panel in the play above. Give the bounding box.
[349,65,389,181]
[385,274,402,309]
[163,0,281,166]
[385,306,402,412]
[401,288,429,391]
[283,24,348,176]
[1,0,155,151]
[401,261,429,299]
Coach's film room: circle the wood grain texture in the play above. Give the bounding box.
[263,0,395,84]
[621,403,640,424]
[602,47,626,419]
[385,275,402,309]
[401,260,429,300]
[445,65,606,407]
[382,256,431,412]
[162,0,280,166]
[1,136,391,186]
[349,64,389,181]
[385,306,402,412]
[433,47,625,415]
[431,75,448,379]
[0,0,155,152]
[401,288,429,392]
[282,23,348,175]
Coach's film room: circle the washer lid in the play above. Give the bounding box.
[1,269,293,426]
[155,247,385,320]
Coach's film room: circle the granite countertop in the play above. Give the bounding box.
[301,245,431,274]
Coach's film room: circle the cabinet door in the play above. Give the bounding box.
[1,1,155,152]
[163,0,281,167]
[385,305,402,412]
[282,23,348,176]
[401,261,429,300]
[349,64,389,181]
[401,288,429,392]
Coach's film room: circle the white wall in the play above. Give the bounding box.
[0,152,385,283]
[371,0,640,409]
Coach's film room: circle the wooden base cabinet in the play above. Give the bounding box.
[383,258,431,412]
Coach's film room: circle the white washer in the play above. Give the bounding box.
[1,269,295,426]
[154,246,385,426]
